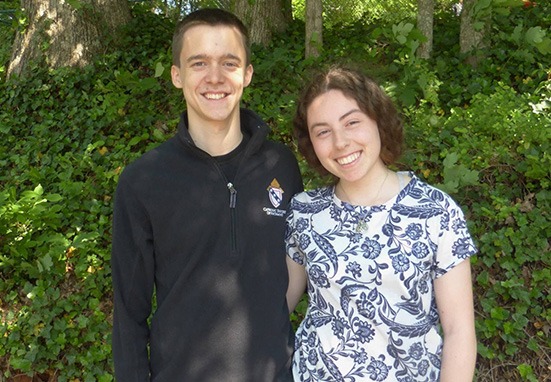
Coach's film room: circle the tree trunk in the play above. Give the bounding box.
[460,0,491,68]
[234,0,290,46]
[305,0,323,58]
[416,0,434,59]
[7,0,131,79]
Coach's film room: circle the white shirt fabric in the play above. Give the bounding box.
[286,173,477,382]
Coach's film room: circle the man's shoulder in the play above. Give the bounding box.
[259,138,298,162]
[118,137,179,182]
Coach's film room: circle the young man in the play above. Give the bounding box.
[111,8,303,382]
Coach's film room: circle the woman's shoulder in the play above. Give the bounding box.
[293,185,333,202]
[401,173,466,214]
[289,186,334,213]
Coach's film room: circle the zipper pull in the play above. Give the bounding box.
[227,183,237,208]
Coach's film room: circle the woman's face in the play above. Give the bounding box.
[307,89,385,186]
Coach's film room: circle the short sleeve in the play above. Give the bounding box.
[433,197,477,279]
[285,197,306,266]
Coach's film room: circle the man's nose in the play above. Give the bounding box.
[206,64,224,83]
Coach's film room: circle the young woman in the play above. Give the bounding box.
[286,66,477,382]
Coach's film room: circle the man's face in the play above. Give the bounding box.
[171,24,253,127]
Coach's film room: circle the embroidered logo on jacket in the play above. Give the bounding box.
[264,178,287,217]
[267,178,284,208]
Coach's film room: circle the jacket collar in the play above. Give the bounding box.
[176,108,270,156]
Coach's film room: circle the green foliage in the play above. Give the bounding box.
[0,6,177,379]
[0,0,19,78]
[405,83,551,379]
[1,2,550,381]
[429,0,551,109]
[0,185,113,381]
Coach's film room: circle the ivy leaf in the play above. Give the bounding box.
[535,37,551,55]
[525,27,545,45]
[10,357,32,372]
[45,193,62,202]
[443,152,459,168]
[495,0,525,7]
[398,87,416,107]
[517,364,538,382]
[154,62,165,78]
[128,135,143,146]
[38,254,53,272]
[461,167,479,186]
[72,232,100,248]
[511,25,523,45]
[65,0,83,10]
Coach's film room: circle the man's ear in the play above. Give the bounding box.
[171,65,183,89]
[244,64,254,88]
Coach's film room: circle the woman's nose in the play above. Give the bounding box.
[333,129,350,150]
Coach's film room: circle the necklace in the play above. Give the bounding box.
[337,170,390,233]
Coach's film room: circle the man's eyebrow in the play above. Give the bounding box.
[309,108,362,131]
[186,54,242,63]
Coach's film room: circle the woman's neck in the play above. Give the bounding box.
[336,168,401,207]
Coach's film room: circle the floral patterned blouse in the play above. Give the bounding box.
[285,173,477,382]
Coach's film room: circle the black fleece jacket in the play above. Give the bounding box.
[111,109,303,382]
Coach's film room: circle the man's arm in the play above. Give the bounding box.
[434,259,477,382]
[111,177,155,382]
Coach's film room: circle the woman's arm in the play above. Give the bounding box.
[286,256,307,312]
[434,258,477,382]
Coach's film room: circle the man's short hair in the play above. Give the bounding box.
[172,8,251,67]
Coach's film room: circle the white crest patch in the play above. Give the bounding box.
[267,178,284,208]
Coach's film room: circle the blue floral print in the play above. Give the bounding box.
[362,238,383,259]
[453,237,476,259]
[354,320,375,343]
[345,261,362,278]
[309,264,330,288]
[409,342,424,360]
[286,173,477,382]
[405,223,423,240]
[367,357,391,381]
[391,254,410,273]
[299,234,311,250]
[412,242,430,259]
[296,218,309,233]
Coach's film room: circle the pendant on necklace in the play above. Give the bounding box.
[356,219,368,233]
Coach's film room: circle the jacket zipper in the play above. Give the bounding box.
[180,120,266,258]
[227,182,238,252]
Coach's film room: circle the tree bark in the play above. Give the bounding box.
[460,0,490,68]
[7,0,131,79]
[234,0,290,46]
[417,0,434,59]
[305,0,323,58]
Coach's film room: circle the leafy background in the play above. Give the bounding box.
[1,1,550,381]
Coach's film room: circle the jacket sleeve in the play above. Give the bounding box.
[287,147,304,196]
[111,172,155,382]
